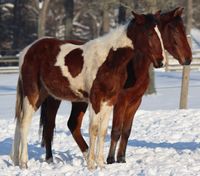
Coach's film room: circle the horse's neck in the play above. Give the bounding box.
[88,25,133,52]
[133,54,151,77]
[124,53,151,89]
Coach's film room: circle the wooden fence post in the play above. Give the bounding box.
[179,36,192,109]
[165,50,169,72]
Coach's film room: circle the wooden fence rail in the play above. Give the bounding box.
[0,52,200,73]
[0,56,19,73]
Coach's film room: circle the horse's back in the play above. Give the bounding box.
[19,37,87,102]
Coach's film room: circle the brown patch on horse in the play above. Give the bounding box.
[90,47,134,113]
[64,48,84,77]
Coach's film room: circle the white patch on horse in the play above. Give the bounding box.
[154,25,166,64]
[54,44,85,98]
[55,25,134,96]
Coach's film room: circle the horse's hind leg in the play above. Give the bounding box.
[11,96,35,168]
[67,102,88,160]
[117,98,142,163]
[11,119,21,166]
[40,96,61,162]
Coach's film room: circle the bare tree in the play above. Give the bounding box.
[179,0,193,109]
[38,0,50,38]
[64,0,74,39]
[145,0,157,94]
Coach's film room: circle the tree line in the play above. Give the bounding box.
[0,0,198,55]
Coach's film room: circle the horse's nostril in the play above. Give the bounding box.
[183,58,191,65]
[158,60,164,67]
[154,60,163,68]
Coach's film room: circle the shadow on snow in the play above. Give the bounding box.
[128,139,200,151]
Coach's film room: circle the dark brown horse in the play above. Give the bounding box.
[11,11,164,170]
[40,7,192,165]
[108,7,192,164]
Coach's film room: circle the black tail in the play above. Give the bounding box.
[39,98,49,147]
[39,96,61,147]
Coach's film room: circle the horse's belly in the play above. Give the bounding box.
[47,83,86,102]
[41,67,88,102]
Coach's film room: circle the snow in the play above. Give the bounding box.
[191,28,200,51]
[0,71,200,175]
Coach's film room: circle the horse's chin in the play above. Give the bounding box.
[177,58,191,66]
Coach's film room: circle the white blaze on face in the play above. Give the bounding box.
[154,25,166,65]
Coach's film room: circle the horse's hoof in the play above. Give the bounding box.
[87,159,97,171]
[106,157,115,164]
[117,156,126,163]
[96,159,106,169]
[87,164,97,171]
[10,154,19,166]
[19,162,28,169]
[98,163,105,170]
[46,157,53,164]
[82,150,88,162]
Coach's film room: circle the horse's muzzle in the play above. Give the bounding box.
[154,59,163,68]
[183,58,192,65]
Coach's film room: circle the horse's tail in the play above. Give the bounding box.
[15,78,23,120]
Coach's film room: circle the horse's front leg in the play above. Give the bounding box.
[87,103,99,170]
[96,103,113,169]
[107,94,127,164]
[117,98,142,163]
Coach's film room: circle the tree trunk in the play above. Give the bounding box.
[38,0,50,38]
[179,0,193,109]
[118,3,126,24]
[146,0,157,94]
[64,0,74,39]
[101,1,110,34]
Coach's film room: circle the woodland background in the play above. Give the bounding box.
[0,0,197,54]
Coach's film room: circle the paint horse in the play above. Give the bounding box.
[39,7,192,165]
[11,11,165,170]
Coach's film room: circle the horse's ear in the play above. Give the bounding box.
[132,11,145,24]
[155,10,161,20]
[174,7,184,17]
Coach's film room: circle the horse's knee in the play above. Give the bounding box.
[122,128,131,140]
[90,125,98,136]
[111,128,121,141]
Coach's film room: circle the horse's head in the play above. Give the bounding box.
[159,7,192,65]
[127,11,164,68]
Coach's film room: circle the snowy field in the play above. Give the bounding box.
[0,70,200,175]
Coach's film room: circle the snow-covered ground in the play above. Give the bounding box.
[0,70,200,175]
